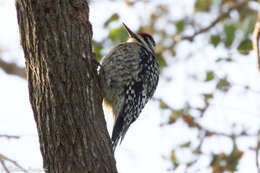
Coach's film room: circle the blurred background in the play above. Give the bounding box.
[0,0,260,172]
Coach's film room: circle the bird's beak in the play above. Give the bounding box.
[122,23,136,38]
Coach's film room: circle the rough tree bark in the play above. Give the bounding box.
[15,0,117,172]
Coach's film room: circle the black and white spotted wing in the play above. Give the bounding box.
[111,47,159,150]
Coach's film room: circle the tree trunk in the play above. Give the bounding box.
[15,0,117,172]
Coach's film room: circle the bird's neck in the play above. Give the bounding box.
[127,38,137,43]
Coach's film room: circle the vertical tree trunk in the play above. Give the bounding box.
[15,0,117,172]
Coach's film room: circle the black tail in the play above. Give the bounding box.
[111,113,132,151]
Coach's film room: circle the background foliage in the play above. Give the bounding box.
[92,0,259,172]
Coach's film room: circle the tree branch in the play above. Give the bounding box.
[0,58,26,79]
[0,160,10,173]
[256,131,260,173]
[253,0,260,70]
[0,153,29,173]
[182,0,250,41]
[0,134,20,139]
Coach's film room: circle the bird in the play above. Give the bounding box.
[99,23,159,151]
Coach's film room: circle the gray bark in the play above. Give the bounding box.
[15,0,117,172]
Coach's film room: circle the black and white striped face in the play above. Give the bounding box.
[137,32,156,52]
[122,23,156,53]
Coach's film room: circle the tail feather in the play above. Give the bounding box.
[111,80,148,151]
[111,115,123,150]
[111,111,133,151]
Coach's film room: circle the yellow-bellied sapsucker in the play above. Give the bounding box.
[99,23,159,151]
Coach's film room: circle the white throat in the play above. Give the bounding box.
[127,38,137,43]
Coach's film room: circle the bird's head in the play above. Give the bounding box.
[123,23,156,53]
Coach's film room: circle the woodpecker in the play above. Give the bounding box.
[99,23,159,151]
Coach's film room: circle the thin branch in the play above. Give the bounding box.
[182,0,250,41]
[253,0,260,71]
[0,58,26,79]
[0,153,29,173]
[256,131,260,173]
[0,134,20,139]
[154,97,257,137]
[0,160,10,173]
